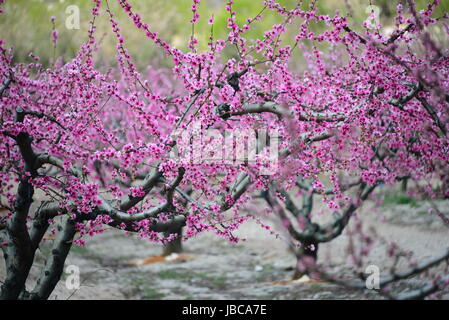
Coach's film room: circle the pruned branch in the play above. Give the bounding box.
[393,274,449,300]
[220,173,251,211]
[35,153,84,181]
[119,168,163,211]
[29,201,60,251]
[343,25,367,44]
[226,101,345,123]
[316,183,377,242]
[388,83,447,135]
[26,216,77,300]
[416,96,447,136]
[296,178,362,195]
[0,108,37,300]
[384,23,414,45]
[261,189,317,242]
[18,109,66,130]
[36,151,188,225]
[389,83,422,108]
[96,167,185,222]
[380,248,449,288]
[320,247,449,300]
[0,73,13,97]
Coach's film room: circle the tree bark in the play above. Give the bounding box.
[0,165,35,299]
[293,240,319,280]
[26,217,77,300]
[401,178,408,192]
[162,225,183,256]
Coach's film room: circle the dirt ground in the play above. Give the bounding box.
[1,197,448,300]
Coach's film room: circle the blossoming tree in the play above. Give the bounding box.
[0,0,448,300]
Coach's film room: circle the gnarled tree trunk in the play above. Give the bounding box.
[293,240,319,280]
[162,226,183,256]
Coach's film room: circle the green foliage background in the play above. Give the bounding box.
[0,0,447,67]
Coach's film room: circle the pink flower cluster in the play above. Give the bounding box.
[0,0,447,247]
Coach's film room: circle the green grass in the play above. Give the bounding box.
[158,269,200,280]
[383,193,418,207]
[128,269,227,299]
[143,287,165,300]
[3,0,447,67]
[157,269,227,289]
[128,272,165,300]
[255,263,276,282]
[130,276,150,288]
[70,245,90,256]
[211,275,227,289]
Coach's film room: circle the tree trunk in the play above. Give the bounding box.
[27,217,76,300]
[293,241,319,280]
[162,226,183,256]
[401,178,408,192]
[0,176,35,300]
